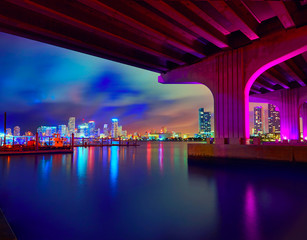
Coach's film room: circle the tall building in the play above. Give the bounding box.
[14,126,20,136]
[88,121,95,137]
[268,104,280,134]
[6,128,12,135]
[118,125,122,136]
[58,125,67,137]
[199,108,211,137]
[68,117,76,136]
[103,124,109,137]
[254,106,263,135]
[37,126,57,137]
[94,128,100,138]
[112,118,119,138]
[78,123,89,137]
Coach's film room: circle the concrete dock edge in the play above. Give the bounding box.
[188,144,307,163]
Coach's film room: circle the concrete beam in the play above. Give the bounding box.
[250,84,307,107]
[250,87,262,95]
[262,70,290,89]
[285,59,307,86]
[210,1,259,40]
[144,0,229,49]
[6,0,185,65]
[244,25,307,84]
[180,1,231,35]
[250,89,261,95]
[0,13,169,73]
[124,0,206,50]
[269,2,295,29]
[255,78,275,92]
[279,61,306,87]
[77,0,206,59]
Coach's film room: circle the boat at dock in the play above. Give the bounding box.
[0,133,73,156]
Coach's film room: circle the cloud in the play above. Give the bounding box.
[0,32,213,134]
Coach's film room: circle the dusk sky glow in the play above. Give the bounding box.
[0,32,213,134]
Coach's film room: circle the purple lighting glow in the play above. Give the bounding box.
[244,185,260,240]
[245,45,307,139]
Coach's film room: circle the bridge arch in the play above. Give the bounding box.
[244,45,307,139]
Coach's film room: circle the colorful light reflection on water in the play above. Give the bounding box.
[1,143,307,239]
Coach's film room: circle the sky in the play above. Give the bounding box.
[0,32,214,135]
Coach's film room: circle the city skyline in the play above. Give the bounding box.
[1,115,190,137]
[0,104,286,138]
[0,32,212,134]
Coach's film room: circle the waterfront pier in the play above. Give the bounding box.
[188,143,307,163]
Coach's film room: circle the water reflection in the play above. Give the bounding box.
[2,144,307,240]
[159,143,163,173]
[41,155,52,179]
[170,143,174,170]
[102,146,108,167]
[110,146,119,192]
[76,148,88,182]
[244,184,260,240]
[87,147,95,177]
[147,142,151,173]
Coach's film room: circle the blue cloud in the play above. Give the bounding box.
[0,32,212,134]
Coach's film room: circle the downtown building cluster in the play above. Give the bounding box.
[36,117,128,139]
[252,104,280,139]
[5,126,21,137]
[197,105,281,141]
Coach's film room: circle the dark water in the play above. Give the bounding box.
[1,142,307,240]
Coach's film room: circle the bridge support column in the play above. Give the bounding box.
[213,50,247,144]
[301,103,307,140]
[280,89,300,140]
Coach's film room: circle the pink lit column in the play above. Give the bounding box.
[301,103,307,139]
[213,49,246,144]
[280,89,300,140]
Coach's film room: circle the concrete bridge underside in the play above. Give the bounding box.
[162,26,307,143]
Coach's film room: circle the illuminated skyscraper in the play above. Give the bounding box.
[51,127,57,136]
[268,104,280,134]
[88,121,95,137]
[6,128,12,135]
[118,125,122,136]
[199,108,211,137]
[94,128,100,138]
[37,126,57,137]
[78,123,89,137]
[103,124,109,137]
[68,117,75,136]
[254,106,263,135]
[112,118,119,138]
[14,126,20,136]
[58,125,67,137]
